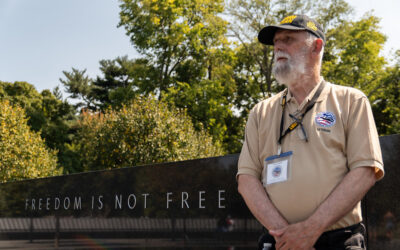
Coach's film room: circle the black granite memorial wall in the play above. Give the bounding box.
[0,134,399,249]
[0,154,261,249]
[363,134,400,249]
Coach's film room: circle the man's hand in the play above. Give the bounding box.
[270,221,322,250]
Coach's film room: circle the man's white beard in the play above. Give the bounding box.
[272,48,308,87]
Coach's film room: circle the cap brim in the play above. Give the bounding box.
[258,25,306,45]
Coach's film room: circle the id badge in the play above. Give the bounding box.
[262,151,293,186]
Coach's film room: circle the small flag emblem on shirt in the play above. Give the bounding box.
[315,112,336,127]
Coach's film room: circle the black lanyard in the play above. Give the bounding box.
[278,81,326,145]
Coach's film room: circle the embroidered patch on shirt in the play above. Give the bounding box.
[315,112,336,128]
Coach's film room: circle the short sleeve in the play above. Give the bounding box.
[237,108,263,180]
[346,95,384,180]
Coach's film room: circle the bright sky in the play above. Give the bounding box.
[0,0,398,94]
[0,0,138,95]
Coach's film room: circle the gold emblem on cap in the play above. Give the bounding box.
[307,21,318,31]
[280,15,297,24]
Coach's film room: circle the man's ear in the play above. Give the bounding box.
[312,38,324,54]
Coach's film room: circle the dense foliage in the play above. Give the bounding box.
[0,101,60,182]
[0,81,78,174]
[76,97,224,171]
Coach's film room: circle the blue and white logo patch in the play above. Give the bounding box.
[315,112,336,128]
[272,166,282,177]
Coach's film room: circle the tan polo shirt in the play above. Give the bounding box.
[237,80,384,231]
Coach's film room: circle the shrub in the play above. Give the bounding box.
[77,97,224,171]
[0,101,60,182]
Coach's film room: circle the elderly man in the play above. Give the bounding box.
[237,15,384,250]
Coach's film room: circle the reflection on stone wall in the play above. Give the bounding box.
[0,217,262,233]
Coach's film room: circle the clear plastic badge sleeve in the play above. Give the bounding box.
[262,151,293,187]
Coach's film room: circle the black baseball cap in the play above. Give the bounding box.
[258,14,325,45]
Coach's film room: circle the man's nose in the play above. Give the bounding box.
[274,40,284,52]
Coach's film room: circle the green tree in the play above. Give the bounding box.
[118,0,241,150]
[75,97,224,171]
[0,101,60,182]
[370,56,400,135]
[60,58,158,111]
[118,0,229,95]
[63,0,241,152]
[323,14,386,95]
[93,57,157,109]
[163,46,242,152]
[59,68,97,110]
[0,81,78,173]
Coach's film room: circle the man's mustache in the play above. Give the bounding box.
[274,51,291,63]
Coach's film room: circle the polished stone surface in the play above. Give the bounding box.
[0,134,399,249]
[364,134,400,249]
[0,154,261,249]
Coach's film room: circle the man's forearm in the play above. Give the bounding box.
[305,166,377,232]
[238,174,288,230]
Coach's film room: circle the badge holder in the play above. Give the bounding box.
[262,151,293,187]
